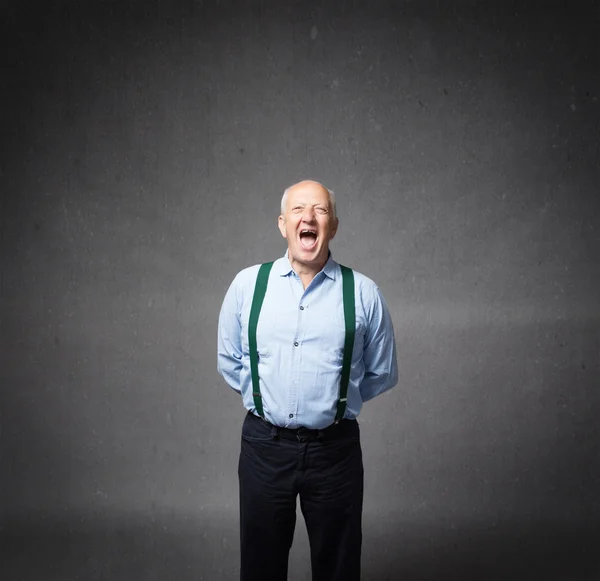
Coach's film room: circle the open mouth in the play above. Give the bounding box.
[299,229,318,250]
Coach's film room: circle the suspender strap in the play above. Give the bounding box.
[335,264,356,423]
[248,262,274,418]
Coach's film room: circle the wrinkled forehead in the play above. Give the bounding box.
[285,182,332,209]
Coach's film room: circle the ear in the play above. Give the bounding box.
[329,217,339,240]
[278,215,287,238]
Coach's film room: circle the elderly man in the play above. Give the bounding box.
[217,180,398,581]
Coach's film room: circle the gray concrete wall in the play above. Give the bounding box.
[2,1,599,579]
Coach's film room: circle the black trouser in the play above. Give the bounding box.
[238,411,364,581]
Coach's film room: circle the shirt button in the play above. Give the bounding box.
[299,306,304,310]
[289,414,294,418]
[294,341,299,346]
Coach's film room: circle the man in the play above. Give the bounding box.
[217,180,398,581]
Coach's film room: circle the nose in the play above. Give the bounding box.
[302,206,316,221]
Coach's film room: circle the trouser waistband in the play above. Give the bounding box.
[246,410,358,442]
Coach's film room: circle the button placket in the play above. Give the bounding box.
[288,297,307,426]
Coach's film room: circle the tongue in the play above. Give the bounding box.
[300,234,317,250]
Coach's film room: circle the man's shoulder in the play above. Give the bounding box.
[338,263,380,293]
[231,263,263,285]
[230,257,283,287]
[339,266,391,320]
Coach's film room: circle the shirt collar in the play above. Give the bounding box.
[276,250,338,281]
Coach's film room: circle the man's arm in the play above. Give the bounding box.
[359,285,398,402]
[217,277,243,394]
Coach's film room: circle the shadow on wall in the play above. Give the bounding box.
[1,512,238,581]
[2,512,599,581]
[363,516,600,581]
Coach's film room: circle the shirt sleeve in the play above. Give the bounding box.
[217,275,244,394]
[359,284,398,402]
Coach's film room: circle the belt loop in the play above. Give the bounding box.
[270,425,279,439]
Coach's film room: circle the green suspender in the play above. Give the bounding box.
[248,262,274,417]
[335,265,356,423]
[248,262,355,423]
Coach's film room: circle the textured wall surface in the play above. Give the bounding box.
[2,1,599,579]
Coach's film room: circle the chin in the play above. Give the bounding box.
[298,251,326,265]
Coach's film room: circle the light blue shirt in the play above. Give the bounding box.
[217,252,398,430]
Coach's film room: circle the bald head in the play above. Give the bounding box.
[278,179,339,277]
[281,180,337,219]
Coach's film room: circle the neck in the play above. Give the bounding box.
[289,254,328,289]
